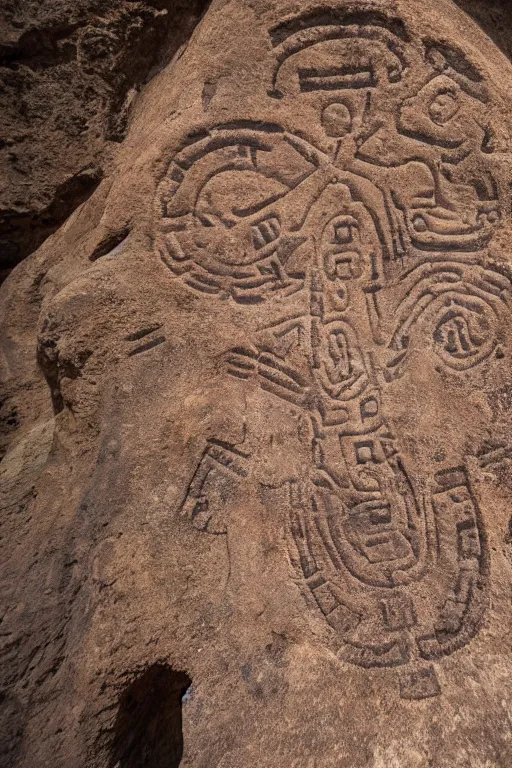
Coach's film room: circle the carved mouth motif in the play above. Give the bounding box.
[406,205,499,250]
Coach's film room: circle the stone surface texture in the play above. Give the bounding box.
[1,0,512,766]
[0,0,210,280]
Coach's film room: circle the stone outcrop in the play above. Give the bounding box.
[0,0,211,281]
[2,1,512,766]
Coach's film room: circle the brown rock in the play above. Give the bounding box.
[2,1,512,766]
[0,0,211,281]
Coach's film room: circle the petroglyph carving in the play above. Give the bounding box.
[154,8,512,699]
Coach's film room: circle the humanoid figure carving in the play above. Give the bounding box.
[154,9,512,698]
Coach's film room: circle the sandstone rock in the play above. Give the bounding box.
[2,1,512,766]
[0,0,211,281]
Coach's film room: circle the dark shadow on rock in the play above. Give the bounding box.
[109,665,192,768]
[452,0,512,63]
[0,690,27,767]
[0,167,103,284]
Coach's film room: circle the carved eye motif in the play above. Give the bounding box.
[432,298,497,370]
[428,89,460,125]
[322,102,352,138]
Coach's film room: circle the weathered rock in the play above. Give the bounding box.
[2,0,512,766]
[0,0,211,281]
[452,0,512,63]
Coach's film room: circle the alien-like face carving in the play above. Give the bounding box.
[152,11,512,701]
[399,75,466,143]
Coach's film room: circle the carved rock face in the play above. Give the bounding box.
[2,1,512,766]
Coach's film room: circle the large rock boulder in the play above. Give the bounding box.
[0,0,210,281]
[2,1,512,766]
